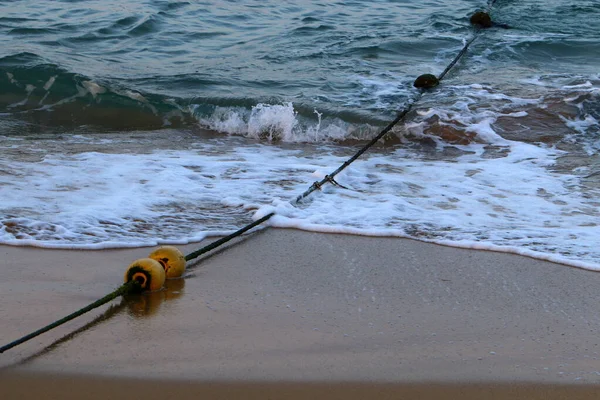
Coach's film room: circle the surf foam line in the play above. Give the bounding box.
[180,5,502,265]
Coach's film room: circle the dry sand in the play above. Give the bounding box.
[1,229,599,398]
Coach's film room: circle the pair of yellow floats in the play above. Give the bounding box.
[124,246,186,292]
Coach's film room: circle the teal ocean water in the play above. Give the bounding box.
[0,1,599,269]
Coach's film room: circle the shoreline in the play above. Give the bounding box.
[3,223,597,272]
[1,229,600,385]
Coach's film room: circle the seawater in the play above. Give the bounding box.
[0,1,599,270]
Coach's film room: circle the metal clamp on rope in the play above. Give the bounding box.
[325,175,350,190]
[311,180,324,191]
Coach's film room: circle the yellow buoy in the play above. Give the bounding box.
[124,258,166,292]
[148,246,186,279]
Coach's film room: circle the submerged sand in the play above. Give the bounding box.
[1,229,599,396]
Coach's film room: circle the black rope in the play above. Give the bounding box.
[0,281,137,354]
[294,98,418,203]
[182,97,419,264]
[439,0,501,81]
[1,301,126,369]
[437,33,480,81]
[184,213,275,261]
[326,176,350,190]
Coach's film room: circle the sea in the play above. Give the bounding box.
[0,0,598,270]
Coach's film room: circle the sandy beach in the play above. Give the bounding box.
[1,229,599,398]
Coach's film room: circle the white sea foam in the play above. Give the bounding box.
[6,72,17,85]
[198,102,357,142]
[81,81,106,98]
[43,75,56,91]
[1,72,598,271]
[0,128,598,271]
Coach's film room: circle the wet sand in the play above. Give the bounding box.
[1,229,599,396]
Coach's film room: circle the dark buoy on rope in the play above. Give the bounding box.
[413,74,439,89]
[470,11,492,28]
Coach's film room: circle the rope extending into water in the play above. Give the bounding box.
[183,8,497,263]
[437,34,480,82]
[181,97,418,264]
[0,281,138,354]
[184,213,275,261]
[1,4,500,355]
[293,100,419,204]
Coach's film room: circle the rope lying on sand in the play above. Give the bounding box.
[1,3,503,354]
[0,282,137,354]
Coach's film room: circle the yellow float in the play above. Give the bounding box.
[124,258,166,292]
[148,246,186,279]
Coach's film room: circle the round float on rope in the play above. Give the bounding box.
[124,258,166,292]
[470,11,492,28]
[413,74,439,89]
[148,246,186,279]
